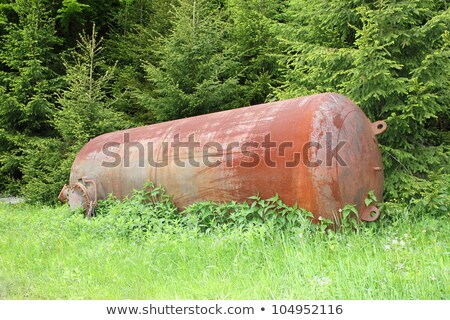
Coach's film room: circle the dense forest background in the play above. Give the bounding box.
[0,0,448,212]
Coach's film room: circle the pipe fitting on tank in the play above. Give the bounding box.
[58,177,97,217]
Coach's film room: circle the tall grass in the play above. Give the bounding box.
[0,187,448,299]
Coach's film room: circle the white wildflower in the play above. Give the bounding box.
[313,276,332,286]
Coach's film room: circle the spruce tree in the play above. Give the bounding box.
[55,25,128,146]
[142,0,246,121]
[105,0,179,125]
[21,25,130,203]
[225,0,284,104]
[0,0,61,194]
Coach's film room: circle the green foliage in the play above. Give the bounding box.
[113,0,175,35]
[338,204,359,231]
[22,24,130,203]
[410,173,450,219]
[55,0,121,48]
[105,0,179,125]
[225,0,283,104]
[0,128,26,194]
[183,193,316,234]
[55,24,129,146]
[0,0,61,134]
[20,137,74,203]
[91,182,382,242]
[365,190,377,207]
[0,0,62,195]
[84,178,449,246]
[57,0,90,34]
[94,182,179,240]
[379,174,449,226]
[142,0,246,121]
[93,182,323,241]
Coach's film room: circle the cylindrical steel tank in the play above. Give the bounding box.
[59,93,387,222]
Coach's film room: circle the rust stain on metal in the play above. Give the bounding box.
[59,93,387,223]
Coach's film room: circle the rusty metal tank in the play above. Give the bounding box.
[59,93,387,222]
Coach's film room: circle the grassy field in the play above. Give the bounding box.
[0,202,448,300]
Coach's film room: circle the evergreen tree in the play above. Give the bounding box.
[21,25,130,203]
[56,0,121,47]
[55,25,128,146]
[142,0,246,121]
[105,0,179,125]
[225,0,284,104]
[0,0,61,134]
[0,0,61,194]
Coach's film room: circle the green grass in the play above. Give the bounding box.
[0,203,448,299]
